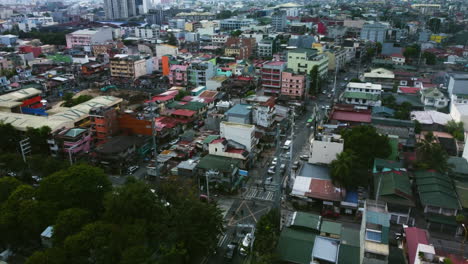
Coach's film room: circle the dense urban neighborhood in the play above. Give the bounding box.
[0,0,468,263]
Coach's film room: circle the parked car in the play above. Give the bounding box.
[267,166,275,174]
[169,138,179,145]
[271,157,278,166]
[127,165,139,174]
[239,233,253,256]
[280,164,286,173]
[300,155,309,161]
[224,242,238,262]
[292,161,300,170]
[266,176,273,184]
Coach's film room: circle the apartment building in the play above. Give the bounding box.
[89,106,119,145]
[325,47,347,71]
[261,61,287,95]
[360,200,391,264]
[18,16,56,32]
[220,18,256,31]
[110,54,147,79]
[287,48,329,77]
[281,71,307,98]
[224,37,256,60]
[257,38,275,58]
[342,82,382,107]
[169,64,188,86]
[211,34,229,46]
[134,25,161,39]
[271,10,287,32]
[360,22,388,43]
[188,60,215,87]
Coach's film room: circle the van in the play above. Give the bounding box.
[239,233,253,256]
[282,140,292,150]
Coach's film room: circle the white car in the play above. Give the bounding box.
[267,166,275,174]
[239,233,253,256]
[300,155,309,161]
[127,165,139,174]
[266,176,273,183]
[271,157,278,166]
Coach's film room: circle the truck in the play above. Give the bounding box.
[282,140,292,150]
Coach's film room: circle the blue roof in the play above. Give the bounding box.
[226,104,252,116]
[344,191,358,204]
[372,106,395,116]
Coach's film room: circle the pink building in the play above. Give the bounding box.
[261,61,286,95]
[169,65,188,87]
[65,28,113,49]
[58,128,92,160]
[281,71,307,98]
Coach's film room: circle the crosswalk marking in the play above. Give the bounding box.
[243,187,275,201]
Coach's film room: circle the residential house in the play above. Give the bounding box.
[361,200,391,264]
[55,128,92,161]
[196,154,241,191]
[390,54,405,65]
[403,227,437,264]
[324,47,347,71]
[374,170,415,225]
[244,95,276,128]
[261,61,287,95]
[287,48,329,77]
[342,82,382,107]
[208,138,249,168]
[329,104,372,125]
[281,71,307,99]
[415,170,461,233]
[420,87,449,110]
[94,135,149,171]
[89,106,119,145]
[371,117,416,149]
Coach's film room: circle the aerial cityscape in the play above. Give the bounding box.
[0,0,467,263]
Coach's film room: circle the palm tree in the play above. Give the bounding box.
[416,132,451,173]
[330,151,356,192]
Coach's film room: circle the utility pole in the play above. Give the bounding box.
[288,112,295,190]
[332,64,338,100]
[19,138,31,163]
[148,93,159,181]
[274,124,281,209]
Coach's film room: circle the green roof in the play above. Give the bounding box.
[291,212,322,232]
[343,91,380,101]
[277,228,316,264]
[340,227,360,247]
[196,155,240,172]
[166,101,206,111]
[374,170,415,207]
[455,180,468,209]
[202,135,219,144]
[448,157,468,178]
[320,220,342,236]
[371,116,415,128]
[426,213,457,226]
[373,158,404,173]
[387,136,399,161]
[415,170,460,210]
[47,54,72,63]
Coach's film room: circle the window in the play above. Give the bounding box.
[365,230,382,242]
[390,215,399,223]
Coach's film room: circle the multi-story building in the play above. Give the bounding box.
[146,8,166,25]
[324,47,347,71]
[57,128,92,161]
[175,12,215,21]
[188,60,215,87]
[342,82,382,107]
[110,54,147,79]
[220,121,257,152]
[257,38,276,58]
[281,71,308,98]
[360,22,388,43]
[65,28,113,49]
[168,18,186,29]
[308,133,344,165]
[169,64,188,86]
[261,61,286,95]
[134,25,161,40]
[17,16,56,32]
[360,200,390,264]
[89,106,119,145]
[211,34,229,46]
[224,37,256,60]
[104,0,139,19]
[271,10,286,32]
[220,18,256,31]
[287,48,329,77]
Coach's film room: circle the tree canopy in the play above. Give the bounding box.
[416,132,451,173]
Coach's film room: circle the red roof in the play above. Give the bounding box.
[236,76,253,81]
[305,178,343,202]
[399,87,421,94]
[172,109,196,117]
[391,53,405,58]
[181,96,194,102]
[331,110,372,123]
[404,227,429,264]
[155,116,179,131]
[211,138,227,144]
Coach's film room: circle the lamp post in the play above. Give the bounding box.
[68,144,78,166]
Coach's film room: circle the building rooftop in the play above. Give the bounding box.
[225,104,252,117]
[291,211,322,231]
[277,227,316,264]
[414,170,460,210]
[312,236,339,263]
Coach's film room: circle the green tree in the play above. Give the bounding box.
[253,209,280,262]
[376,42,382,54]
[174,90,189,101]
[366,47,375,59]
[309,65,319,94]
[403,44,420,60]
[342,125,391,170]
[231,30,243,37]
[25,248,67,264]
[0,177,21,204]
[25,126,52,154]
[416,132,451,172]
[428,18,441,33]
[0,153,26,174]
[53,208,92,245]
[167,33,177,46]
[330,150,358,189]
[0,122,21,153]
[349,78,362,83]
[446,120,464,141]
[423,51,436,65]
[216,10,233,19]
[28,155,69,178]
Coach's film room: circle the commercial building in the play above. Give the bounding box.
[360,23,388,43]
[89,106,119,145]
[17,16,56,32]
[0,34,17,46]
[281,71,307,98]
[257,38,276,58]
[134,25,161,40]
[220,18,256,31]
[261,61,287,95]
[211,34,229,46]
[110,54,147,79]
[271,10,286,32]
[342,82,382,107]
[65,28,113,49]
[287,48,329,77]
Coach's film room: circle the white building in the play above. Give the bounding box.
[309,134,344,165]
[220,121,257,152]
[18,16,56,32]
[211,34,229,46]
[342,82,382,107]
[65,28,113,49]
[134,25,161,39]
